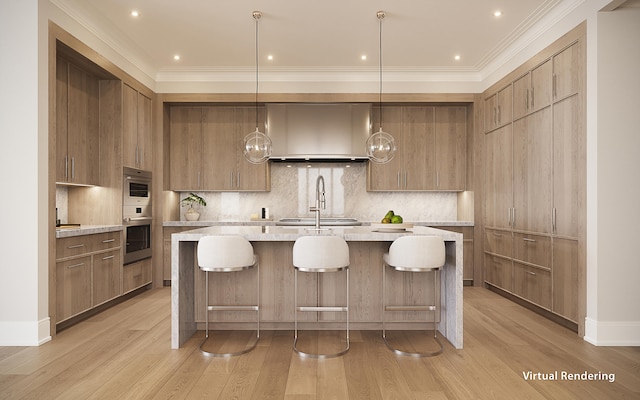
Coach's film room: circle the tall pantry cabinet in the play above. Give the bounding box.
[483,25,585,333]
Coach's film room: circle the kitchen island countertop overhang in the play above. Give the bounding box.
[171,225,463,349]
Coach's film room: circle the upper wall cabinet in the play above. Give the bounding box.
[513,59,552,120]
[553,42,582,101]
[484,84,512,132]
[122,84,152,170]
[169,106,269,191]
[368,105,467,191]
[56,57,100,185]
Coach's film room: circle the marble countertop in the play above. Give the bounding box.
[163,220,474,228]
[171,225,462,242]
[55,225,123,239]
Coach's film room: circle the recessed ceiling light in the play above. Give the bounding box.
[173,55,180,61]
[267,55,273,61]
[494,10,502,17]
[131,10,139,17]
[454,55,461,61]
[361,55,367,61]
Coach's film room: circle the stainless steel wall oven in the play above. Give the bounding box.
[123,167,152,265]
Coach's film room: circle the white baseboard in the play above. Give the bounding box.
[0,318,51,346]
[584,318,640,346]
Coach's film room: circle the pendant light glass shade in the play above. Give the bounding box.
[243,11,271,164]
[366,127,396,164]
[367,10,395,164]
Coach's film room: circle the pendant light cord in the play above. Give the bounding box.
[254,11,261,131]
[378,12,384,131]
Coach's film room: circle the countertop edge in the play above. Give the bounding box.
[163,220,474,227]
[55,225,124,238]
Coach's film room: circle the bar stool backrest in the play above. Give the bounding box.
[197,235,256,271]
[387,235,445,270]
[293,236,350,271]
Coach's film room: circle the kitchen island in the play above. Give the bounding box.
[171,225,463,349]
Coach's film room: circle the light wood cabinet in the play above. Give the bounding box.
[93,249,121,306]
[552,238,579,322]
[170,106,269,191]
[513,59,552,120]
[123,258,152,294]
[482,30,585,332]
[484,84,513,132]
[483,125,513,229]
[368,105,467,191]
[123,84,152,170]
[56,232,122,323]
[512,107,553,233]
[56,57,100,185]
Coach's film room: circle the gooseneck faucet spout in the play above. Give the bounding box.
[310,175,326,230]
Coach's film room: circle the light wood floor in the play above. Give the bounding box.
[1,287,638,399]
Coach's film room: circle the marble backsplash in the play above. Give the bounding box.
[179,163,460,222]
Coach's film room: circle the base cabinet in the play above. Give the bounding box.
[55,232,122,323]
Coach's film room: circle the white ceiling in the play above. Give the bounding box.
[53,0,581,86]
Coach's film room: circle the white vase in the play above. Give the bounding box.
[184,208,200,221]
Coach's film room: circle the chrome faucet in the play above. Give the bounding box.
[309,175,326,230]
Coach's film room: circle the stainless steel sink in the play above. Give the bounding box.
[276,217,361,226]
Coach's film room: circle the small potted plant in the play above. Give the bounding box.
[180,192,207,221]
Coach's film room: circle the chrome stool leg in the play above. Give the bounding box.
[382,262,443,357]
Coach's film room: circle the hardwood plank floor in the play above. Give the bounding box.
[1,287,638,399]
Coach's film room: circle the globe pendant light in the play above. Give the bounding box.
[243,11,272,164]
[366,11,396,164]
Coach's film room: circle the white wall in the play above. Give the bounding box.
[0,0,51,345]
[584,2,640,345]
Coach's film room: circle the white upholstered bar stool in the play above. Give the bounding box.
[197,235,259,357]
[382,235,445,357]
[292,235,350,358]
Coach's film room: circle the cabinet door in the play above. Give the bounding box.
[65,63,100,185]
[512,73,530,120]
[170,107,203,190]
[512,108,552,233]
[553,95,584,238]
[368,106,404,190]
[93,250,122,306]
[122,84,139,169]
[484,93,498,132]
[137,93,152,170]
[484,125,512,229]
[56,58,69,182]
[496,84,513,126]
[530,59,552,112]
[235,106,270,191]
[57,256,92,321]
[553,42,581,101]
[403,106,435,190]
[201,106,237,190]
[552,238,579,322]
[123,258,152,294]
[435,106,466,190]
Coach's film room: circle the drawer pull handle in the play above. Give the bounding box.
[102,255,115,260]
[526,271,536,276]
[67,244,85,249]
[102,239,116,243]
[492,232,502,237]
[67,262,85,269]
[522,238,537,243]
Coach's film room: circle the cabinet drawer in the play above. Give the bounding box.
[57,232,121,259]
[484,229,512,257]
[123,258,152,294]
[513,262,551,309]
[513,233,551,268]
[56,255,92,321]
[484,254,512,291]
